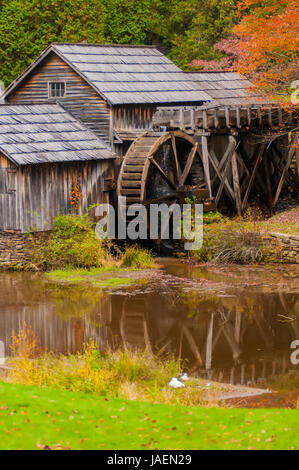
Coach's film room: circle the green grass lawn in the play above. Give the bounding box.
[0,382,298,450]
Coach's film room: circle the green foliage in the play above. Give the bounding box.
[121,245,155,269]
[30,213,112,270]
[28,214,156,271]
[0,0,106,85]
[102,0,153,44]
[165,0,238,69]
[45,268,131,288]
[0,0,238,86]
[203,211,224,225]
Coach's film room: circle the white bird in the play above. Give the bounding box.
[168,377,186,389]
[180,373,189,382]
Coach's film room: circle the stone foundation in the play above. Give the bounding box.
[263,232,299,264]
[0,231,29,269]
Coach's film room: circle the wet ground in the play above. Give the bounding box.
[0,259,298,407]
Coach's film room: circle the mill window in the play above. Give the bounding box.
[49,82,66,98]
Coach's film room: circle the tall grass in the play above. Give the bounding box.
[3,328,211,406]
[195,215,266,264]
[121,245,156,269]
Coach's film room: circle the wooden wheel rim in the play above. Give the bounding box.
[117,130,203,206]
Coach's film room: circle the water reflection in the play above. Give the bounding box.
[0,261,298,390]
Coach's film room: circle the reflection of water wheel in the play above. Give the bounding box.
[120,297,152,352]
[117,131,215,250]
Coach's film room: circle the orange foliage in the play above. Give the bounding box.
[70,176,81,212]
[234,0,299,103]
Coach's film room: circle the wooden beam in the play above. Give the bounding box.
[201,137,212,198]
[209,148,234,200]
[232,151,242,215]
[241,144,266,211]
[211,137,238,186]
[239,142,269,198]
[264,149,273,210]
[179,143,198,187]
[171,134,182,184]
[273,135,297,206]
[149,157,176,190]
[215,136,237,206]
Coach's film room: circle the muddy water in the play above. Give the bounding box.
[0,260,298,398]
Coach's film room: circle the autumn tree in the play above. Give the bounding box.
[234,0,299,102]
[190,0,299,103]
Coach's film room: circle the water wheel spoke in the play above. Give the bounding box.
[179,143,198,187]
[171,134,182,183]
[149,157,176,190]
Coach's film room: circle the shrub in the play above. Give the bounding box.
[121,245,155,269]
[30,214,114,270]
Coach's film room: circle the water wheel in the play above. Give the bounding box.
[117,131,215,251]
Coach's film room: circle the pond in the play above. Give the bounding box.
[0,260,298,404]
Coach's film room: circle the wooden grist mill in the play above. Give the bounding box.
[0,43,298,238]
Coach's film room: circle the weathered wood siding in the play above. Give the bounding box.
[17,160,113,232]
[0,157,113,232]
[0,154,18,230]
[114,104,156,133]
[6,53,111,145]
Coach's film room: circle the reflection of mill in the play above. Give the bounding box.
[117,291,299,387]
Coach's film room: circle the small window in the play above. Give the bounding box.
[49,82,66,98]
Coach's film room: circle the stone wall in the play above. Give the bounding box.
[0,231,29,269]
[263,232,299,264]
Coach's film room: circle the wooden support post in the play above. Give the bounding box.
[236,107,241,128]
[225,107,231,128]
[273,135,297,207]
[215,136,237,206]
[257,107,262,126]
[203,110,208,130]
[209,148,235,200]
[232,151,242,215]
[201,136,212,198]
[241,144,266,211]
[214,108,219,128]
[247,107,251,126]
[264,149,273,211]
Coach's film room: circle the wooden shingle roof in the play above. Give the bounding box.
[188,71,265,106]
[52,44,212,105]
[3,43,212,106]
[0,104,115,166]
